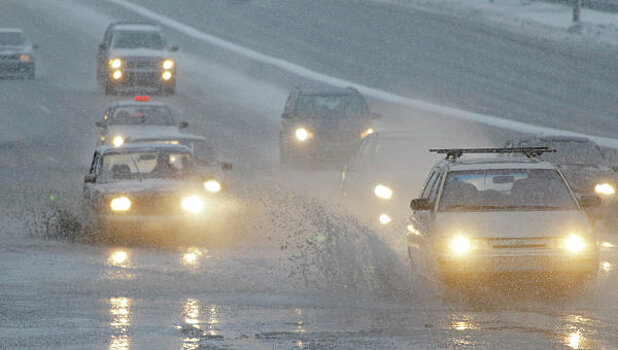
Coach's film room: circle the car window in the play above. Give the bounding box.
[111,30,165,50]
[110,106,176,126]
[438,169,577,211]
[100,151,192,181]
[420,172,439,199]
[0,32,27,46]
[295,94,367,119]
[428,173,444,205]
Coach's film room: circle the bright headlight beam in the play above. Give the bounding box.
[361,127,375,139]
[181,196,204,213]
[295,128,310,142]
[595,183,615,195]
[565,235,585,253]
[110,197,131,211]
[162,71,172,80]
[204,180,222,193]
[379,214,392,225]
[374,184,393,200]
[112,136,124,147]
[112,70,122,80]
[450,236,471,255]
[109,58,122,69]
[162,59,174,69]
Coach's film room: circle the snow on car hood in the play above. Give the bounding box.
[94,178,199,196]
[108,48,172,59]
[433,210,591,239]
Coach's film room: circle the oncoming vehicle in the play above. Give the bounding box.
[341,131,433,228]
[83,143,226,239]
[96,96,188,147]
[0,28,36,79]
[279,86,381,167]
[507,135,618,225]
[97,22,178,94]
[407,148,600,287]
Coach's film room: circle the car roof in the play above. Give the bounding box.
[443,157,557,171]
[97,143,191,155]
[520,135,593,143]
[0,28,25,34]
[111,100,168,108]
[296,86,360,96]
[112,23,161,32]
[125,132,205,142]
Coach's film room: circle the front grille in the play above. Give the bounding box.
[123,57,160,70]
[0,54,20,61]
[108,194,183,215]
[490,238,549,250]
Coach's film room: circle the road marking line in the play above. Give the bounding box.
[108,0,618,148]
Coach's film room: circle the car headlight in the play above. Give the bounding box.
[379,213,392,225]
[449,235,471,255]
[19,54,31,62]
[110,197,131,211]
[112,70,122,80]
[204,180,222,193]
[595,183,615,196]
[162,59,174,69]
[161,71,172,80]
[374,184,393,200]
[181,196,204,213]
[109,58,122,69]
[361,127,375,139]
[565,235,585,253]
[112,136,124,147]
[294,127,312,142]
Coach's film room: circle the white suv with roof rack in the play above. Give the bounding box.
[407,147,600,287]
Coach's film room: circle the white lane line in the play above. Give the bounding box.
[108,0,618,148]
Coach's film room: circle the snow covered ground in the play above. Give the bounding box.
[389,0,618,47]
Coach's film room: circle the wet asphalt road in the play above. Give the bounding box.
[1,0,618,349]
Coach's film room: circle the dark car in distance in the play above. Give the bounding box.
[0,28,36,79]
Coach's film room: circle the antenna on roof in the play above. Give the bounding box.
[429,147,556,160]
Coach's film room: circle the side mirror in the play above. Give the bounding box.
[169,44,179,52]
[410,198,432,211]
[32,44,39,50]
[372,112,382,119]
[580,194,601,208]
[95,121,105,128]
[84,174,96,183]
[179,121,189,129]
[221,162,233,171]
[281,112,293,119]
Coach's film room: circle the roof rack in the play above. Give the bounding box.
[429,147,555,160]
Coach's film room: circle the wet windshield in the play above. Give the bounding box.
[521,140,606,166]
[100,151,193,181]
[439,169,576,211]
[0,32,26,46]
[111,31,165,49]
[109,106,176,126]
[295,94,367,119]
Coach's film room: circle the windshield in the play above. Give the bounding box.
[131,139,218,164]
[0,32,27,46]
[295,94,367,119]
[109,106,176,126]
[520,140,606,166]
[111,30,165,49]
[439,169,576,211]
[100,151,193,181]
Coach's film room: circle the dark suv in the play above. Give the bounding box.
[97,22,178,94]
[279,86,380,167]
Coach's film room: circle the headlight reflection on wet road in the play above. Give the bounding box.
[109,297,131,350]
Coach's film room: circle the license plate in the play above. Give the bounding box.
[493,256,547,271]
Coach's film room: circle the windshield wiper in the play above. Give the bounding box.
[129,155,143,182]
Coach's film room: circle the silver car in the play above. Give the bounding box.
[408,148,599,286]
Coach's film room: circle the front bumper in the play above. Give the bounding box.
[436,250,598,276]
[107,68,175,90]
[0,61,34,77]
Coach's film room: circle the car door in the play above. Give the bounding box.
[409,170,444,246]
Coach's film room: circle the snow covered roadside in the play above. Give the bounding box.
[380,0,618,48]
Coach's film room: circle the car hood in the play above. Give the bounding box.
[557,164,616,193]
[109,48,171,59]
[94,178,198,196]
[107,125,181,138]
[433,210,591,239]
